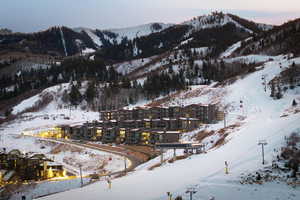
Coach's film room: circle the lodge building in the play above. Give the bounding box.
[55,104,218,145]
[0,149,65,183]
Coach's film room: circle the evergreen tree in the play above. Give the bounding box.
[219,59,226,81]
[121,77,131,88]
[174,196,183,200]
[128,93,134,105]
[69,84,82,106]
[292,99,297,106]
[270,80,276,98]
[4,109,11,117]
[289,62,296,89]
[85,81,96,103]
[276,84,283,99]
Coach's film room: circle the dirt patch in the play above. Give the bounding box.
[213,133,229,148]
[50,143,82,154]
[194,123,242,149]
[212,123,242,148]
[148,162,164,171]
[122,145,158,158]
[168,155,189,163]
[193,130,216,142]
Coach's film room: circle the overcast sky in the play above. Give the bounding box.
[1,0,299,32]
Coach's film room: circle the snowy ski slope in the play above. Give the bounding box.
[38,56,300,200]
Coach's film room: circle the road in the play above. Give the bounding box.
[28,136,156,178]
[54,139,144,175]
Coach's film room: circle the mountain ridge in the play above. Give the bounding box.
[0,12,273,58]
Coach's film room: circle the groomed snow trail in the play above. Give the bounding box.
[59,27,68,57]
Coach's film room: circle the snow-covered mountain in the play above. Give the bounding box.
[0,12,273,59]
[74,23,173,48]
[183,13,253,33]
[233,18,300,56]
[4,53,298,200]
[76,12,271,52]
[183,12,272,34]
[107,23,174,41]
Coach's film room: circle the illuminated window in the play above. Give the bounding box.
[96,129,102,136]
[120,130,126,138]
[141,132,150,142]
[145,122,151,128]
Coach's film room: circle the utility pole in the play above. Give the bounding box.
[225,161,229,174]
[124,156,127,175]
[223,110,227,128]
[262,74,267,92]
[160,148,164,164]
[258,140,267,165]
[107,175,112,189]
[186,187,197,200]
[79,164,83,187]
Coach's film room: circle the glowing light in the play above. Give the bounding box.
[62,169,67,177]
[36,127,64,139]
[47,167,54,178]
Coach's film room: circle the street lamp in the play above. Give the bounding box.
[186,187,197,200]
[124,156,127,175]
[79,164,83,187]
[258,140,267,165]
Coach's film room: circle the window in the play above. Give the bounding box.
[145,122,151,128]
[120,130,126,138]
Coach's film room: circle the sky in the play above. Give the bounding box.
[0,0,299,32]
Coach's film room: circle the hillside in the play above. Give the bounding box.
[233,18,300,56]
[22,54,298,200]
[95,12,270,61]
[0,26,96,57]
